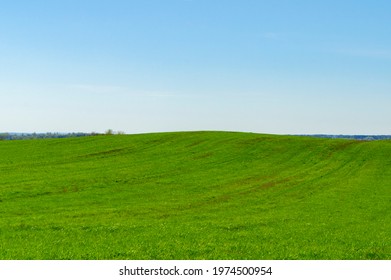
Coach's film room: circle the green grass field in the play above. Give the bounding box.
[0,131,390,259]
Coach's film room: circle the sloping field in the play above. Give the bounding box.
[0,131,390,259]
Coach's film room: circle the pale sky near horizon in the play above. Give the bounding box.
[1,0,390,134]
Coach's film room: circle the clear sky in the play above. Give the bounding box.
[1,0,390,134]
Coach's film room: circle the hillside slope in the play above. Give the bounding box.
[0,131,390,259]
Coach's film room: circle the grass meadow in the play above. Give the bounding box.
[0,131,390,259]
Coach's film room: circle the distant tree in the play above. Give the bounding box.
[105,129,114,135]
[117,131,125,135]
[0,133,9,140]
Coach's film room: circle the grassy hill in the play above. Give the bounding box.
[0,131,390,259]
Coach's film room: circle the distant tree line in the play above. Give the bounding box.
[0,130,126,141]
[301,135,391,141]
[105,129,125,135]
[0,132,94,141]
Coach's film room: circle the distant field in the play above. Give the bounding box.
[0,131,390,259]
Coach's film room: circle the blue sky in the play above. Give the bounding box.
[1,0,390,134]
